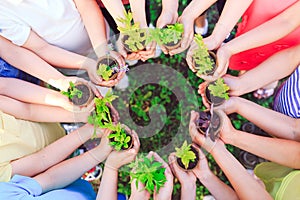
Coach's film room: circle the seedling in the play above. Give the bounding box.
[117,11,147,52]
[208,78,230,100]
[159,23,184,46]
[88,89,118,137]
[97,63,114,81]
[129,155,167,194]
[61,81,83,99]
[192,34,216,76]
[107,123,132,151]
[175,141,198,170]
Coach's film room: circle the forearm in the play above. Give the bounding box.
[224,1,300,55]
[180,183,196,200]
[74,0,107,53]
[101,0,126,27]
[211,143,272,200]
[35,145,109,193]
[235,45,300,95]
[235,97,299,141]
[181,0,216,21]
[129,0,147,28]
[11,124,94,178]
[210,0,253,45]
[96,166,118,200]
[228,130,300,169]
[195,170,238,200]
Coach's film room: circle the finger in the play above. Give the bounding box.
[159,45,169,54]
[169,32,193,56]
[131,130,140,150]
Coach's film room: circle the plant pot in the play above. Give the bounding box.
[69,82,94,107]
[195,109,222,142]
[204,81,225,106]
[193,51,218,76]
[97,55,120,80]
[176,145,199,171]
[160,25,183,51]
[122,30,147,53]
[109,128,133,151]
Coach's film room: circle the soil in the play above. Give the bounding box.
[122,32,146,53]
[176,145,199,170]
[71,83,94,106]
[193,51,217,76]
[97,56,119,80]
[195,110,221,141]
[205,82,225,106]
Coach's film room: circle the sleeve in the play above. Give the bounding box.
[0,13,31,46]
[0,162,13,182]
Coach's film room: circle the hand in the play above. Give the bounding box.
[223,74,243,96]
[197,81,210,109]
[156,11,178,54]
[116,34,141,61]
[214,45,233,78]
[105,129,140,170]
[168,153,196,185]
[148,151,173,200]
[84,58,103,85]
[214,96,240,115]
[216,110,237,144]
[139,41,157,61]
[186,40,198,72]
[190,146,212,181]
[203,35,222,51]
[129,180,150,200]
[106,103,119,124]
[168,15,194,56]
[96,129,114,158]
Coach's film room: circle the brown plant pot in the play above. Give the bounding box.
[176,145,199,171]
[193,51,218,76]
[122,32,146,53]
[195,109,222,142]
[109,128,133,151]
[204,81,226,107]
[69,82,94,107]
[97,55,120,80]
[161,25,183,51]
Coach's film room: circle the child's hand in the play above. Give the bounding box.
[148,151,174,200]
[106,103,119,124]
[105,129,140,170]
[223,74,243,96]
[139,41,157,62]
[197,81,210,109]
[168,152,196,185]
[216,110,237,144]
[129,180,150,200]
[190,145,212,180]
[215,96,240,115]
[214,45,233,78]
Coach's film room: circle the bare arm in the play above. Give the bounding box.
[74,0,107,56]
[100,0,126,27]
[224,44,300,96]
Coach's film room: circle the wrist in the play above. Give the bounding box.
[196,169,214,183]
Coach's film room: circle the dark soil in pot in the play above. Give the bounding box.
[205,82,225,106]
[176,146,199,170]
[70,82,94,107]
[122,32,146,53]
[195,110,221,141]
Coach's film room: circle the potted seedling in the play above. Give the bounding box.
[97,55,120,81]
[159,23,184,51]
[175,141,199,171]
[88,89,118,137]
[192,34,217,76]
[205,78,230,106]
[107,123,133,151]
[117,11,147,53]
[129,155,167,194]
[61,81,94,107]
[195,109,222,142]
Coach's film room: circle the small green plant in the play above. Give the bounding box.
[117,11,147,52]
[129,155,167,194]
[107,123,132,151]
[193,34,215,76]
[88,89,118,137]
[159,23,184,45]
[208,78,230,100]
[175,141,196,169]
[61,82,83,99]
[97,63,113,81]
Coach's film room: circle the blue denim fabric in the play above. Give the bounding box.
[0,57,40,84]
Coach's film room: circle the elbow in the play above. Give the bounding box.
[292,119,300,142]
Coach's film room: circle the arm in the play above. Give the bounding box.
[22,31,101,85]
[190,110,271,199]
[224,44,300,96]
[11,124,104,178]
[97,130,140,200]
[74,0,107,56]
[100,0,126,27]
[129,0,147,28]
[33,129,112,193]
[0,95,91,122]
[217,108,300,169]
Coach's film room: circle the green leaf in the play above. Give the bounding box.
[208,78,230,100]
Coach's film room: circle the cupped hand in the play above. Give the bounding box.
[139,41,157,61]
[168,15,194,56]
[105,129,140,170]
[223,74,243,96]
[214,45,233,78]
[186,40,198,72]
[197,81,210,109]
[147,151,173,200]
[190,145,212,179]
[214,109,237,144]
[129,180,150,200]
[168,153,196,185]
